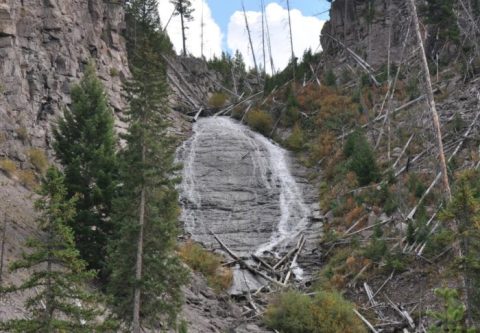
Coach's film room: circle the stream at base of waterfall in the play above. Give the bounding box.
[178,117,319,294]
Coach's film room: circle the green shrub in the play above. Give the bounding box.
[363,223,388,262]
[245,109,273,136]
[406,78,420,100]
[424,228,455,257]
[344,131,379,186]
[178,241,232,292]
[407,174,427,198]
[324,69,337,87]
[178,319,188,333]
[427,288,475,333]
[28,148,49,175]
[360,74,371,87]
[283,106,301,126]
[385,251,408,272]
[285,125,305,152]
[109,68,119,77]
[208,92,228,109]
[264,290,367,333]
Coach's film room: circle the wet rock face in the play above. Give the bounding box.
[179,117,311,256]
[178,117,322,292]
[0,0,129,162]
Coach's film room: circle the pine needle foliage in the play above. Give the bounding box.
[344,131,379,186]
[107,0,188,329]
[53,62,117,282]
[420,0,460,42]
[441,170,480,327]
[0,167,115,333]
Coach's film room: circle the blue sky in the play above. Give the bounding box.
[159,0,331,72]
[207,0,331,49]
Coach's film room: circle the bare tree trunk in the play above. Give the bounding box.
[200,0,204,59]
[181,12,186,56]
[263,1,275,74]
[133,145,147,333]
[261,0,266,76]
[0,213,7,286]
[408,0,452,199]
[242,1,260,84]
[286,0,296,82]
[46,220,54,330]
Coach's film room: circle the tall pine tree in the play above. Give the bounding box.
[0,168,115,333]
[107,1,188,331]
[170,0,194,56]
[53,62,117,282]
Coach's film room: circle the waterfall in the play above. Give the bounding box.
[178,117,311,286]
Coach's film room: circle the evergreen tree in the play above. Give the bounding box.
[107,1,188,331]
[344,131,379,186]
[170,0,194,56]
[420,0,460,42]
[125,0,174,62]
[0,168,115,333]
[441,170,480,328]
[53,63,117,282]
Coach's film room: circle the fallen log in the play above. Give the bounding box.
[210,230,284,287]
[283,236,306,285]
[385,294,415,330]
[353,309,380,333]
[193,108,204,122]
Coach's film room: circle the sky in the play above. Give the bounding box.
[158,0,331,73]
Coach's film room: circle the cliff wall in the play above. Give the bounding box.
[0,0,129,164]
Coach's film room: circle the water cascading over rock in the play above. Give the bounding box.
[178,117,319,293]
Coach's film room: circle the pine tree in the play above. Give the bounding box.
[107,1,188,331]
[170,0,194,56]
[53,62,117,282]
[420,0,460,42]
[441,170,480,328]
[0,167,115,333]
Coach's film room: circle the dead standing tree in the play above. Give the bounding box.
[286,0,296,82]
[408,0,452,199]
[241,0,261,85]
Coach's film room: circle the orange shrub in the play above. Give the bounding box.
[345,206,364,226]
[310,131,336,161]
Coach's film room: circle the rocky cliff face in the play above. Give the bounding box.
[0,0,129,163]
[165,55,222,113]
[321,0,410,68]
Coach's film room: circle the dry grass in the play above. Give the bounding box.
[0,159,17,177]
[208,92,228,109]
[15,127,29,142]
[17,170,38,189]
[245,109,273,136]
[28,148,48,175]
[178,241,233,292]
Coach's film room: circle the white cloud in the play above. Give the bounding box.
[227,2,326,74]
[158,0,223,59]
